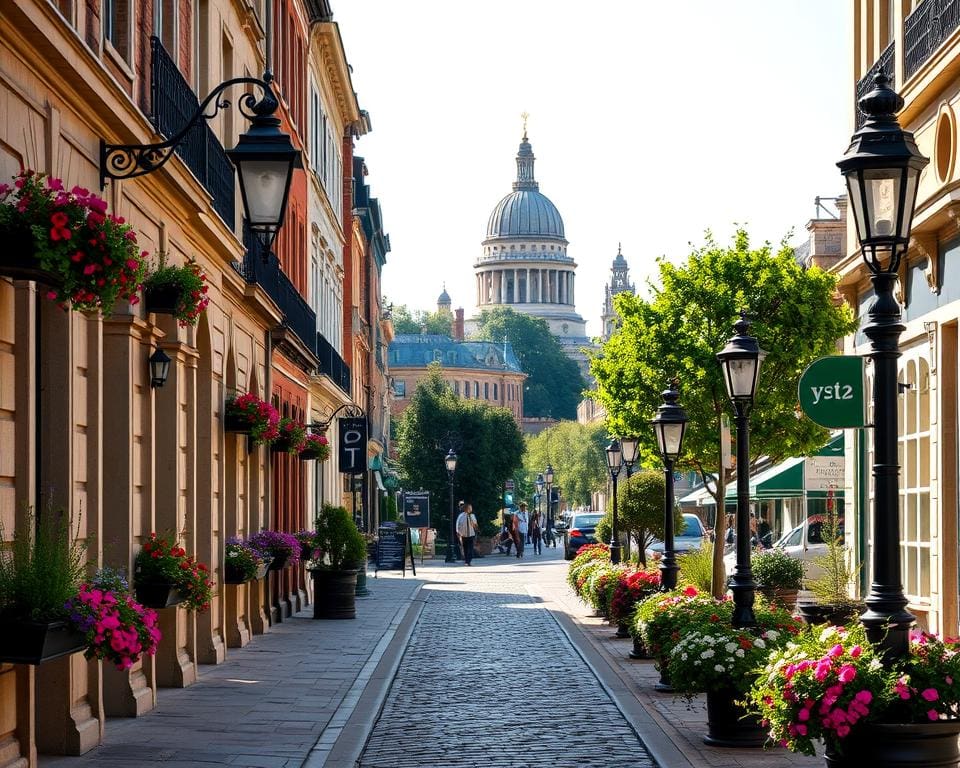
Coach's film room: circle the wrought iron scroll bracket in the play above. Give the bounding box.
[308,402,365,432]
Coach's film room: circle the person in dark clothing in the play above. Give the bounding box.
[530,509,543,555]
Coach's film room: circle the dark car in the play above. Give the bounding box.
[562,512,604,560]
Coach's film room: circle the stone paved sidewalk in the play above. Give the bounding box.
[41,572,422,768]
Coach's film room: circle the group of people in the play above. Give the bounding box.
[722,511,774,550]
[452,500,554,567]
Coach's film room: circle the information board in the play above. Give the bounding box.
[403,492,430,527]
[375,524,416,577]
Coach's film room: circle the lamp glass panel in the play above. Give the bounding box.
[845,172,868,244]
[723,357,757,400]
[661,422,684,459]
[238,160,290,225]
[545,467,554,484]
[620,436,639,466]
[445,453,457,473]
[898,167,920,239]
[606,443,622,471]
[863,169,901,240]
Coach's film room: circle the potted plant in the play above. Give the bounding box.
[0,170,147,313]
[747,623,960,766]
[247,530,300,571]
[133,533,212,612]
[0,506,87,665]
[298,433,330,461]
[223,393,280,445]
[798,510,863,626]
[294,530,321,562]
[666,602,799,747]
[608,568,660,645]
[272,418,307,454]
[223,539,271,583]
[308,504,367,619]
[65,567,161,671]
[583,562,627,619]
[752,548,804,610]
[565,543,611,598]
[142,257,210,326]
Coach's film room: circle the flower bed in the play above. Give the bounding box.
[0,170,147,313]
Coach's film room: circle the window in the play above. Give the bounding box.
[155,0,178,60]
[103,0,130,59]
[474,381,479,398]
[484,382,489,399]
[393,380,405,397]
[493,383,498,400]
[453,381,460,396]
[899,356,931,600]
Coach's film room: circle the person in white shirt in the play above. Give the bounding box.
[515,503,529,558]
[455,502,479,565]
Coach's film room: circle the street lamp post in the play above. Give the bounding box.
[838,71,928,658]
[605,439,623,565]
[620,436,639,479]
[716,314,764,629]
[535,472,545,539]
[544,463,555,535]
[650,380,689,591]
[444,449,458,563]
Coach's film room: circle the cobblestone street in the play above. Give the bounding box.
[357,557,654,768]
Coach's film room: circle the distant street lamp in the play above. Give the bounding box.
[544,464,555,534]
[717,313,764,629]
[535,472,545,535]
[444,449,458,563]
[838,71,928,658]
[650,379,689,591]
[605,439,623,565]
[620,436,640,478]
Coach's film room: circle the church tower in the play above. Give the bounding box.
[469,128,589,377]
[601,244,635,341]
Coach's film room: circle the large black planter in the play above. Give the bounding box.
[615,621,631,638]
[223,411,253,434]
[629,635,652,660]
[355,567,369,597]
[298,447,328,461]
[268,552,290,571]
[0,224,64,287]
[654,663,673,692]
[135,582,184,609]
[702,687,767,748]
[797,602,864,627]
[144,284,182,316]
[825,721,960,767]
[0,618,86,665]
[310,568,358,619]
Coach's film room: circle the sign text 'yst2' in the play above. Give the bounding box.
[798,356,866,429]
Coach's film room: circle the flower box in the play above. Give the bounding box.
[298,446,325,461]
[224,411,253,434]
[134,582,185,609]
[0,617,86,665]
[144,284,182,316]
[0,224,64,287]
[268,552,289,571]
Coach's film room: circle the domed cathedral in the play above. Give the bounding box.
[468,127,591,378]
[437,284,452,315]
[601,244,636,341]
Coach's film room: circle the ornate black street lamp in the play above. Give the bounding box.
[544,463,555,534]
[535,472,545,532]
[838,71,928,658]
[651,380,688,591]
[149,348,171,388]
[444,449,458,563]
[605,439,623,565]
[100,75,301,255]
[620,436,640,477]
[716,314,764,629]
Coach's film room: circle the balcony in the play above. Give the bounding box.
[316,332,351,396]
[855,42,895,129]
[905,0,960,81]
[150,36,235,229]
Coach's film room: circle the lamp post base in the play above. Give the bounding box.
[609,542,622,565]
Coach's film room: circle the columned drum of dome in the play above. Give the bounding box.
[469,130,589,379]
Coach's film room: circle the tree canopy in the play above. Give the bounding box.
[522,421,608,508]
[471,307,586,420]
[590,228,858,506]
[390,303,453,336]
[394,364,525,538]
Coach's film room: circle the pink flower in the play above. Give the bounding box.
[921,688,940,702]
[850,645,862,657]
[682,586,697,597]
[836,724,851,738]
[928,709,940,721]
[795,724,807,736]
[838,664,857,683]
[855,690,873,704]
[797,707,810,722]
[829,644,844,658]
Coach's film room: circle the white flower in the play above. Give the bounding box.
[735,649,745,658]
[766,630,780,641]
[869,658,883,671]
[701,649,715,659]
[755,638,766,649]
[725,642,738,653]
[694,660,701,666]
[714,664,726,672]
[681,653,688,661]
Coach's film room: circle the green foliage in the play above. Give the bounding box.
[523,421,607,507]
[472,307,586,420]
[752,547,804,590]
[313,505,367,570]
[0,505,87,620]
[808,509,860,605]
[382,494,398,522]
[394,365,525,538]
[590,229,858,501]
[607,470,682,565]
[390,303,453,336]
[677,541,714,593]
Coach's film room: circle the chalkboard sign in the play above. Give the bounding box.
[403,492,430,527]
[375,524,416,577]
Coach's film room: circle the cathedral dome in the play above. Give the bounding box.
[484,133,565,242]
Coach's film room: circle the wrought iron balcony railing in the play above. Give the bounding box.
[150,36,235,229]
[855,42,895,129]
[316,332,351,396]
[905,0,960,81]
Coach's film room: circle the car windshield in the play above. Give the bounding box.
[573,514,603,527]
[679,515,703,537]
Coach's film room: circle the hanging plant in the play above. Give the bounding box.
[273,417,307,454]
[299,433,330,461]
[143,257,210,326]
[0,170,147,313]
[224,392,280,445]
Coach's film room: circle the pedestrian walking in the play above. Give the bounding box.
[511,507,525,558]
[456,502,478,565]
[517,502,529,548]
[529,508,543,555]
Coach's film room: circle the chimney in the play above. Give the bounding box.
[454,308,465,341]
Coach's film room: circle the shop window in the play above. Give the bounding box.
[899,356,932,600]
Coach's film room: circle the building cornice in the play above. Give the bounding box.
[308,22,361,129]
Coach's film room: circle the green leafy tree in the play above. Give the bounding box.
[595,469,682,566]
[523,421,607,508]
[590,229,857,592]
[390,303,453,336]
[472,307,585,420]
[394,364,525,539]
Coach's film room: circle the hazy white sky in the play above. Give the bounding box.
[334,1,851,338]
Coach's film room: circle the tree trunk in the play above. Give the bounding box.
[711,473,727,599]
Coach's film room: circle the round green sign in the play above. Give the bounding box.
[798,356,866,429]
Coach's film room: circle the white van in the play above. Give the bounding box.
[723,515,839,582]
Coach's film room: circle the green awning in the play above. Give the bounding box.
[725,456,805,499]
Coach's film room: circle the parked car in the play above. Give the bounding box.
[645,513,706,560]
[722,516,839,581]
[562,512,605,560]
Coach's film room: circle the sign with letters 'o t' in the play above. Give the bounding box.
[338,417,367,474]
[798,356,866,429]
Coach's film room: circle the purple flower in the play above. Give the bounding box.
[248,530,301,565]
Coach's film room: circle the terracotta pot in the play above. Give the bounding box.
[0,618,86,665]
[824,720,960,767]
[757,586,800,610]
[702,687,767,748]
